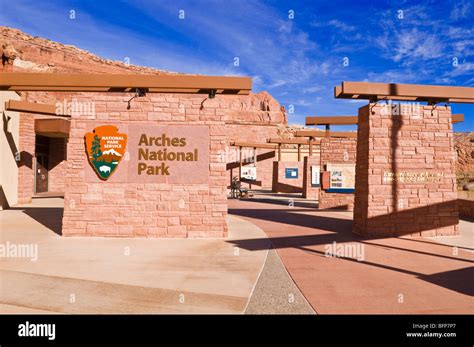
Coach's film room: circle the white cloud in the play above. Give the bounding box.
[450,0,472,20]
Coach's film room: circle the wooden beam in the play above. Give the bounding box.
[335,81,474,103]
[306,116,358,125]
[452,114,464,123]
[295,130,357,138]
[239,147,242,179]
[253,147,257,167]
[230,141,278,149]
[5,100,71,117]
[297,144,301,162]
[306,114,462,126]
[268,138,311,145]
[0,72,252,95]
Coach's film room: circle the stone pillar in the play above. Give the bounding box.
[318,137,356,210]
[302,156,320,199]
[353,104,459,238]
[17,113,35,203]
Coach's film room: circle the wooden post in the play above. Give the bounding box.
[239,146,242,179]
[278,144,282,161]
[253,147,257,167]
[309,137,313,156]
[297,144,301,161]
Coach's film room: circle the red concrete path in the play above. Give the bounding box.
[228,197,474,314]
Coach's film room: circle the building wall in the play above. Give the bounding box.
[302,155,320,199]
[272,161,304,193]
[0,91,20,208]
[319,137,357,210]
[353,104,458,237]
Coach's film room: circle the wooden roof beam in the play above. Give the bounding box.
[230,141,278,149]
[334,81,474,103]
[295,130,357,138]
[5,100,71,118]
[267,138,313,145]
[0,73,252,95]
[306,116,358,125]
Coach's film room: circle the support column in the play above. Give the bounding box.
[353,103,459,238]
[238,146,242,179]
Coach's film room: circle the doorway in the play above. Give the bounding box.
[35,135,50,194]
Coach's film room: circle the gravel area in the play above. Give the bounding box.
[245,248,316,314]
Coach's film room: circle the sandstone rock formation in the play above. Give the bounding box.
[0,26,287,126]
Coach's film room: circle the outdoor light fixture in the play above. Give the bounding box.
[126,88,147,109]
[209,89,216,99]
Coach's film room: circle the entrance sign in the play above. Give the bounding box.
[127,125,209,184]
[326,163,355,190]
[285,168,298,179]
[311,166,320,186]
[85,125,127,180]
[241,166,257,180]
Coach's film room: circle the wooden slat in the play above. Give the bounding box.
[0,73,252,94]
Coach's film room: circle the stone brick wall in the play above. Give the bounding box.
[272,161,304,193]
[302,155,320,199]
[17,112,35,203]
[319,137,357,210]
[353,104,459,238]
[457,191,474,219]
[62,92,267,238]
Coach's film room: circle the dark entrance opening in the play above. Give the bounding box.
[35,135,50,193]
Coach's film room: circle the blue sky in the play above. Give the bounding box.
[1,0,473,131]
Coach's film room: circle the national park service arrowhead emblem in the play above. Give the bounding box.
[85,125,127,180]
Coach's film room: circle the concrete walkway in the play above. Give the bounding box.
[228,193,474,314]
[0,198,270,314]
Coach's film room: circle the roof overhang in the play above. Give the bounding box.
[35,118,70,138]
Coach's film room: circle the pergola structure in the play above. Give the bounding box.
[0,72,252,95]
[229,141,278,184]
[267,137,320,161]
